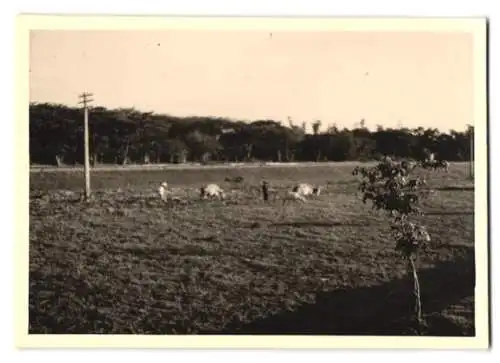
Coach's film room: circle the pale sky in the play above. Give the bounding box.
[30,30,474,132]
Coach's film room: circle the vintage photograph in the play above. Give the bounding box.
[23,16,487,344]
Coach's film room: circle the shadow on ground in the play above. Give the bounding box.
[201,248,475,336]
[269,221,366,228]
[434,186,474,191]
[426,211,474,216]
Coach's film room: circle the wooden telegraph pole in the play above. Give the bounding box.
[78,92,94,201]
[468,125,474,180]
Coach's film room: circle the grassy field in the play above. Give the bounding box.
[28,162,475,335]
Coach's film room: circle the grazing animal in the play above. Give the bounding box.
[420,160,433,169]
[158,182,169,202]
[437,159,450,172]
[200,183,226,200]
[420,158,449,172]
[292,183,322,197]
[282,190,307,205]
[408,177,427,190]
[401,160,418,174]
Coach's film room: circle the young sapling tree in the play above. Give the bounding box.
[352,157,432,332]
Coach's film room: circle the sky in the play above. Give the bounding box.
[29,29,474,133]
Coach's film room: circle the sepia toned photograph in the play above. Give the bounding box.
[18,15,488,348]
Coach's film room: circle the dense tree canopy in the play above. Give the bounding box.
[29,103,474,166]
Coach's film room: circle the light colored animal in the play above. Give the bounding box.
[292,183,322,197]
[158,182,169,202]
[282,190,307,205]
[438,160,450,172]
[200,183,226,200]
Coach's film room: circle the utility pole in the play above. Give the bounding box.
[78,92,94,201]
[469,126,474,180]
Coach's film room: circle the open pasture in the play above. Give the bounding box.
[28,162,475,335]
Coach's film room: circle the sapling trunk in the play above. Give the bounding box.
[408,255,424,332]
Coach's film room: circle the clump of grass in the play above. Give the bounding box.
[225,175,245,183]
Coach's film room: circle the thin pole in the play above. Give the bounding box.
[467,126,474,180]
[78,92,94,201]
[84,105,91,199]
[470,130,474,179]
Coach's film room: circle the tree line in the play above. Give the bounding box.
[29,102,474,166]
